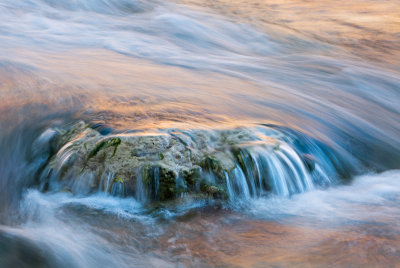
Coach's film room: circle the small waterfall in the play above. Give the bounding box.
[99,172,114,193]
[223,143,328,199]
[132,139,335,203]
[136,169,147,203]
[110,180,125,196]
[230,165,251,199]
[33,123,345,204]
[135,165,179,203]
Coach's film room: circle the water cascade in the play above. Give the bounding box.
[31,122,348,204]
[0,0,399,266]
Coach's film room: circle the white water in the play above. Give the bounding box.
[1,171,399,267]
[247,170,400,223]
[0,0,399,266]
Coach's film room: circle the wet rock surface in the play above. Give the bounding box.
[36,121,339,203]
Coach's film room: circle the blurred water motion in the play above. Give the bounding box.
[175,0,400,64]
[0,0,399,267]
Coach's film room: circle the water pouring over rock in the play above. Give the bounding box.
[36,121,342,203]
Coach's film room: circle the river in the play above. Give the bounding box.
[0,0,399,267]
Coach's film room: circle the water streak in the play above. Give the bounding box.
[0,0,399,266]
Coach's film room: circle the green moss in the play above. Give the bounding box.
[81,137,121,172]
[183,166,201,187]
[114,177,124,183]
[158,168,177,201]
[200,182,227,199]
[141,165,182,201]
[201,156,220,172]
[88,137,121,160]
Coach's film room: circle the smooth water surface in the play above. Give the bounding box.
[0,0,399,267]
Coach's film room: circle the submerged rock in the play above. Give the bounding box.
[36,121,339,203]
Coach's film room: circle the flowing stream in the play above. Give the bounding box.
[0,0,399,267]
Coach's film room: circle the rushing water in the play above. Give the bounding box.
[0,0,400,267]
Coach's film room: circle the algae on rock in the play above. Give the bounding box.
[36,121,325,202]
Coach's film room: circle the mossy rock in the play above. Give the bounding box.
[200,182,227,199]
[182,166,202,188]
[37,121,296,203]
[200,152,234,181]
[141,165,184,201]
[83,137,121,168]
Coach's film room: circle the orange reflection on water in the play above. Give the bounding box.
[175,0,400,65]
[1,48,285,131]
[157,210,400,267]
